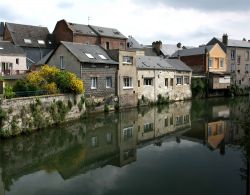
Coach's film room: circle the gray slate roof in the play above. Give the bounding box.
[172,45,213,57]
[36,50,55,65]
[61,41,118,65]
[5,22,55,48]
[161,44,182,57]
[67,22,98,36]
[89,25,127,39]
[127,36,143,49]
[136,56,192,72]
[0,41,25,55]
[217,38,250,48]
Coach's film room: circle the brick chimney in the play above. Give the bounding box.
[177,42,182,48]
[222,34,228,46]
[152,40,162,55]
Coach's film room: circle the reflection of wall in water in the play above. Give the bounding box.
[0,168,4,195]
[118,110,138,166]
[137,102,191,143]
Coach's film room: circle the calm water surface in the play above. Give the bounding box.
[0,97,249,195]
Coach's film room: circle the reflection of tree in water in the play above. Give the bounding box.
[238,100,250,195]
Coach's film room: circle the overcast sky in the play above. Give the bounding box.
[1,0,250,46]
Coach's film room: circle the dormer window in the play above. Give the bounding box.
[98,54,107,60]
[0,47,3,50]
[85,53,94,59]
[38,40,45,45]
[24,39,32,44]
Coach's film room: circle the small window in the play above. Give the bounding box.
[231,64,235,72]
[170,78,174,86]
[144,123,154,132]
[105,42,110,50]
[16,58,19,65]
[106,77,112,88]
[220,59,224,68]
[144,78,153,86]
[123,77,132,88]
[91,77,97,89]
[176,76,183,85]
[0,47,3,50]
[122,56,133,64]
[98,54,107,60]
[165,118,168,127]
[123,127,133,141]
[38,40,45,45]
[85,53,94,59]
[106,132,112,144]
[120,42,124,49]
[165,78,168,86]
[231,50,235,60]
[91,136,98,147]
[245,64,249,72]
[60,56,65,69]
[24,39,32,44]
[184,76,189,85]
[237,56,241,65]
[208,58,213,68]
[138,80,140,87]
[245,50,249,61]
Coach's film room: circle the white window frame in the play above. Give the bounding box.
[208,58,213,68]
[38,40,45,45]
[60,56,65,69]
[85,53,94,59]
[122,56,133,64]
[143,78,153,86]
[220,59,224,68]
[106,77,112,88]
[98,54,107,60]
[91,77,97,89]
[184,76,190,85]
[24,39,32,44]
[176,76,183,85]
[123,77,133,89]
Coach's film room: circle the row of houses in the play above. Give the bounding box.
[0,19,250,107]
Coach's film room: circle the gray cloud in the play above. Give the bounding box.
[134,0,250,11]
[57,1,74,9]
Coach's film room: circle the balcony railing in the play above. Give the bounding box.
[1,70,28,76]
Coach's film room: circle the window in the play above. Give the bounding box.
[105,42,110,50]
[138,80,140,87]
[24,39,32,44]
[220,59,224,68]
[245,50,249,61]
[60,56,65,69]
[246,64,249,72]
[106,132,112,144]
[144,123,154,132]
[85,53,94,59]
[98,54,107,60]
[123,127,133,141]
[91,136,98,147]
[231,64,235,72]
[237,55,241,65]
[239,80,241,85]
[184,76,190,85]
[170,78,174,86]
[231,50,235,60]
[165,118,168,127]
[144,78,153,86]
[123,77,132,88]
[0,47,3,50]
[120,42,124,49]
[170,115,173,125]
[184,115,190,123]
[165,78,168,86]
[122,56,133,64]
[91,77,97,89]
[176,76,183,85]
[38,40,45,45]
[208,58,213,68]
[176,116,183,126]
[16,58,19,65]
[106,77,112,88]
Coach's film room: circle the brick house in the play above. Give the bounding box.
[47,41,118,98]
[53,19,127,50]
[172,43,230,92]
[3,22,55,68]
[207,34,250,88]
[136,56,192,101]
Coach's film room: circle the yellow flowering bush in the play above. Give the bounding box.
[44,82,58,94]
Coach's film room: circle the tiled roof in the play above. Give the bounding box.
[0,41,25,55]
[67,22,98,36]
[89,25,127,39]
[172,45,213,57]
[136,56,192,72]
[61,41,118,64]
[5,22,55,48]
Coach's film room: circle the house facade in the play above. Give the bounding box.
[3,22,55,68]
[47,41,118,98]
[108,49,139,108]
[53,19,127,50]
[208,34,250,87]
[136,56,192,102]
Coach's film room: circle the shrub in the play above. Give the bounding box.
[4,85,15,99]
[104,103,109,113]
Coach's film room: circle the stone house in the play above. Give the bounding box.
[53,19,127,50]
[3,22,55,68]
[136,56,192,102]
[47,41,118,98]
[107,49,139,108]
[207,34,250,88]
[172,43,230,93]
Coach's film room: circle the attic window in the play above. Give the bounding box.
[24,39,32,44]
[38,40,45,45]
[98,54,107,60]
[90,31,95,34]
[85,53,94,59]
[113,31,120,35]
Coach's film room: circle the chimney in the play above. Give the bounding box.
[152,40,162,55]
[177,42,182,48]
[222,34,228,46]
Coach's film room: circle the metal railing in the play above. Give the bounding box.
[14,90,49,97]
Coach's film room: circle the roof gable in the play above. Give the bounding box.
[61,41,118,65]
[5,22,55,48]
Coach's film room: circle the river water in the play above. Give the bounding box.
[0,97,249,195]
